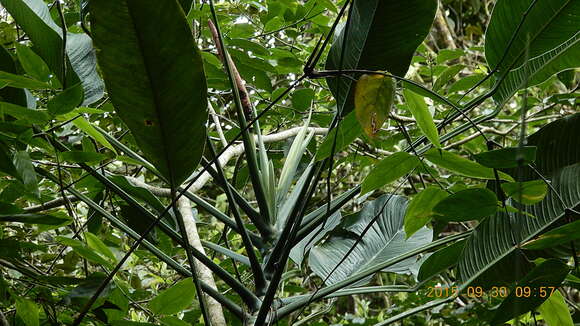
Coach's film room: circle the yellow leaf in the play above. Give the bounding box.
[354,74,395,137]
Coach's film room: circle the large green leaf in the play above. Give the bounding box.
[474,146,537,169]
[417,240,465,282]
[490,259,569,325]
[90,0,208,186]
[404,187,448,238]
[433,188,498,222]
[424,148,514,181]
[538,290,574,326]
[148,278,197,315]
[15,298,39,326]
[13,151,39,198]
[403,88,441,148]
[361,152,420,195]
[0,45,28,106]
[458,113,580,285]
[289,212,341,265]
[485,0,580,104]
[0,0,104,104]
[523,219,580,250]
[309,194,432,285]
[325,0,436,116]
[315,111,362,161]
[0,102,49,124]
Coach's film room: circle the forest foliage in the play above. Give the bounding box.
[0,0,579,325]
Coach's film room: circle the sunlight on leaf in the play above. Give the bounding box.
[501,180,548,205]
[403,88,441,148]
[404,187,448,238]
[354,74,395,138]
[361,152,419,194]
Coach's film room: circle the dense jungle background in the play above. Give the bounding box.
[0,0,579,325]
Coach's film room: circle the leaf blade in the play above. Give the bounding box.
[361,152,420,195]
[90,0,208,186]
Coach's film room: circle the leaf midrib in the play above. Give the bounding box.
[504,0,572,71]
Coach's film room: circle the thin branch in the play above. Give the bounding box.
[209,104,228,148]
[177,197,227,326]
[433,3,457,49]
[0,310,8,326]
[24,194,82,212]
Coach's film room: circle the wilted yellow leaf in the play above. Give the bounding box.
[354,74,395,137]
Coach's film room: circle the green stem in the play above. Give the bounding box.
[206,136,267,299]
[208,2,272,226]
[202,160,274,240]
[256,162,325,325]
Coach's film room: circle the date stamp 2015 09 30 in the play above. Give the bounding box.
[425,285,557,298]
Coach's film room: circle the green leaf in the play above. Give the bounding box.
[13,151,39,198]
[473,146,537,169]
[404,187,448,238]
[485,0,580,104]
[491,259,569,325]
[228,38,270,56]
[315,111,362,161]
[523,219,580,250]
[47,83,84,115]
[448,74,488,94]
[433,188,498,222]
[291,88,315,111]
[0,213,69,225]
[0,44,28,106]
[361,152,420,195]
[72,245,113,269]
[424,148,514,181]
[111,322,156,326]
[0,71,52,89]
[290,212,341,265]
[326,0,436,116]
[538,290,574,326]
[0,0,104,104]
[84,232,116,262]
[110,176,165,213]
[433,64,464,92]
[354,74,395,137]
[160,316,190,326]
[16,298,39,326]
[64,113,117,154]
[0,102,50,124]
[436,49,465,64]
[417,240,465,282]
[148,278,197,315]
[90,0,208,186]
[177,0,193,13]
[458,113,580,285]
[309,195,432,285]
[14,43,52,83]
[403,88,441,148]
[501,180,548,205]
[0,143,18,178]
